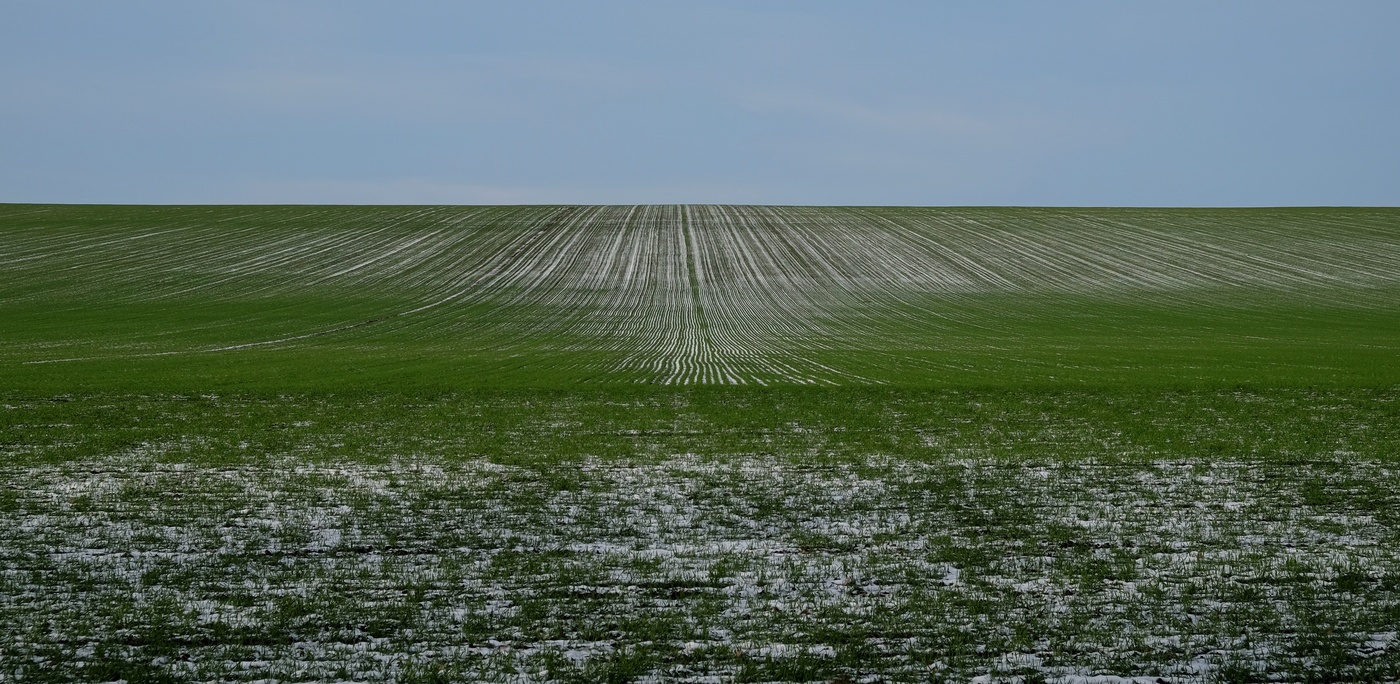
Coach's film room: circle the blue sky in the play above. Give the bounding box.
[2,1,1397,205]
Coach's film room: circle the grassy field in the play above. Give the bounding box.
[2,204,1399,682]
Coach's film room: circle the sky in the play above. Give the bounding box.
[2,1,1398,206]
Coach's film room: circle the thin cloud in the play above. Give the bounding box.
[232,177,783,205]
[235,178,548,205]
[737,90,1003,138]
[207,56,647,123]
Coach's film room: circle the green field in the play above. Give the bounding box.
[3,204,1399,682]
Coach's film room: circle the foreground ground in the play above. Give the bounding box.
[2,205,1399,681]
[4,389,1399,682]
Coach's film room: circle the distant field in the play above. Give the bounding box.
[2,205,1399,682]
[3,204,1398,390]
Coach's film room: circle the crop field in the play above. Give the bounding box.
[2,204,1400,682]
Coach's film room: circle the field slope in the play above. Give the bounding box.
[3,204,1399,390]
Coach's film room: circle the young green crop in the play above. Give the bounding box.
[3,204,1398,392]
[2,204,1399,681]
